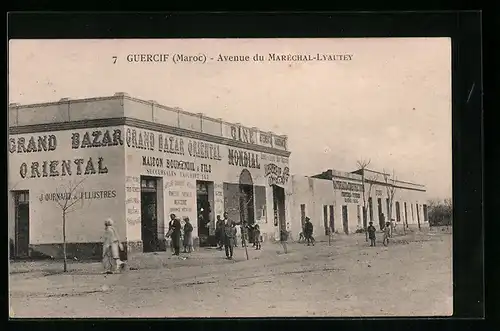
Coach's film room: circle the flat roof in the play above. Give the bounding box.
[9,93,289,154]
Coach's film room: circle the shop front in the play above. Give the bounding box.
[8,94,291,259]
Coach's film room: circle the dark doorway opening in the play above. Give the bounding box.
[342,205,349,234]
[404,202,408,226]
[273,185,286,233]
[239,169,255,230]
[416,204,420,225]
[323,205,328,235]
[423,204,428,222]
[377,198,382,219]
[368,197,374,223]
[197,181,214,247]
[141,176,159,253]
[329,205,335,233]
[13,191,30,259]
[395,201,401,222]
[239,184,255,226]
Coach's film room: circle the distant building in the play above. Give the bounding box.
[290,168,428,237]
[8,93,291,260]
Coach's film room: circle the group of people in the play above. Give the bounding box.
[367,221,392,247]
[100,211,292,273]
[215,212,263,259]
[298,217,316,246]
[166,213,194,255]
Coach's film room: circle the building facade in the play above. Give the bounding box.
[8,93,291,260]
[291,168,428,236]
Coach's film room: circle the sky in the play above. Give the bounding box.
[8,38,452,200]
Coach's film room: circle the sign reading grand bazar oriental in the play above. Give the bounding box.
[10,128,289,180]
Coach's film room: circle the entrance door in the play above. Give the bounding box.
[404,202,408,226]
[141,177,158,253]
[14,191,30,258]
[197,181,213,247]
[395,201,401,222]
[323,205,328,235]
[329,205,335,233]
[342,205,349,234]
[273,185,286,232]
[423,204,428,222]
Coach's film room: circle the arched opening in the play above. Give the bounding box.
[238,169,255,227]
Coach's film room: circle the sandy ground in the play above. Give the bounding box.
[9,228,452,318]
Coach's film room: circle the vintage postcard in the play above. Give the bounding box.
[8,38,452,318]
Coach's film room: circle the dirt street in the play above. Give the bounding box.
[9,228,452,318]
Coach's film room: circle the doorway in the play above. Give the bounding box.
[368,197,374,222]
[395,201,401,222]
[377,198,382,219]
[273,185,286,232]
[416,204,420,224]
[197,181,214,247]
[141,176,158,253]
[404,202,408,226]
[13,191,30,258]
[423,204,428,222]
[323,205,328,235]
[329,205,335,233]
[342,205,349,234]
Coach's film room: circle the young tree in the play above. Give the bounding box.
[356,159,371,242]
[383,169,398,235]
[53,177,89,272]
[365,173,378,226]
[238,187,253,260]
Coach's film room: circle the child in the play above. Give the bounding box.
[367,221,376,247]
[383,221,391,246]
[280,228,289,254]
[254,224,261,250]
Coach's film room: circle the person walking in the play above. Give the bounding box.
[223,213,236,259]
[167,213,182,255]
[215,215,224,250]
[304,217,315,246]
[367,221,377,247]
[182,217,194,253]
[383,221,391,246]
[102,218,125,274]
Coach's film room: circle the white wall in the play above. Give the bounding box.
[123,125,291,243]
[8,126,126,245]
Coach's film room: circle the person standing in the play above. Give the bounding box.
[167,213,181,255]
[215,215,224,250]
[383,221,391,246]
[367,221,377,247]
[223,213,235,259]
[254,224,262,250]
[304,217,315,246]
[102,218,125,274]
[182,217,194,253]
